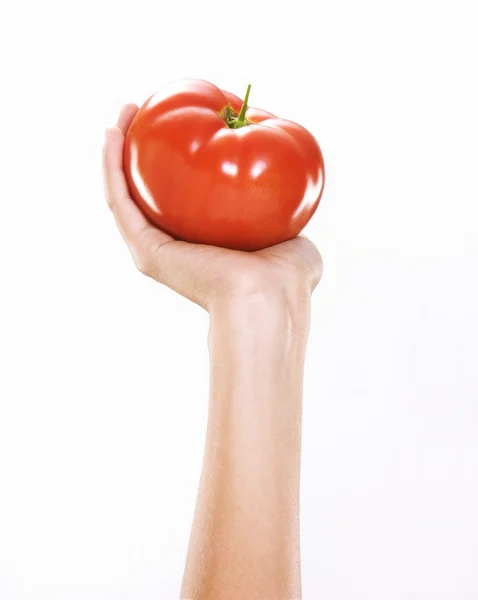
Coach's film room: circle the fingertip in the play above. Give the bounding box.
[120,102,140,114]
[108,125,123,137]
[117,103,140,135]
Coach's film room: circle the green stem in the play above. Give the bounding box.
[236,83,252,126]
[224,84,252,129]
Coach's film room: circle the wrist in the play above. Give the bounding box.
[208,286,312,354]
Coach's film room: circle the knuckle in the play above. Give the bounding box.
[310,259,323,291]
[133,252,153,277]
[133,231,157,276]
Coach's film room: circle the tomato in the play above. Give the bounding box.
[123,79,325,251]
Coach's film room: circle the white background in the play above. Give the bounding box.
[1,0,477,598]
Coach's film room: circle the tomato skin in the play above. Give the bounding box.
[124,79,325,251]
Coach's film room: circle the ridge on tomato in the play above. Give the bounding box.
[123,79,325,251]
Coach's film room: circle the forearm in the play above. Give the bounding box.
[181,291,311,600]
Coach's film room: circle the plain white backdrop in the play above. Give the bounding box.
[1,0,477,598]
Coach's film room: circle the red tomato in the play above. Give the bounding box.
[124,79,325,251]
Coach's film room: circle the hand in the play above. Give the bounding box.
[102,104,323,312]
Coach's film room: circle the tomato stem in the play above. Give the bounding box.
[225,83,252,129]
[236,83,252,126]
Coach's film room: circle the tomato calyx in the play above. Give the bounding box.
[221,83,253,129]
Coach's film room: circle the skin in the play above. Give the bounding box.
[102,104,323,600]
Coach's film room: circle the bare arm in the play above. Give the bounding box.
[181,295,310,599]
[103,105,322,600]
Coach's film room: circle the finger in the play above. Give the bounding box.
[102,126,172,254]
[116,103,139,136]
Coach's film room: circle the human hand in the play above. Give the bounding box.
[102,104,323,313]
